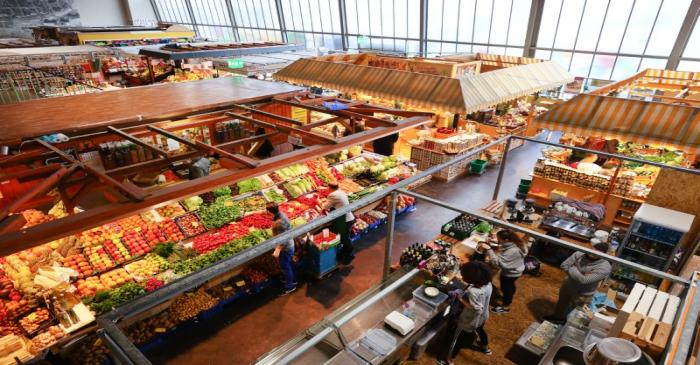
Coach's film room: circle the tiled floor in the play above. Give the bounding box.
[146,137,566,365]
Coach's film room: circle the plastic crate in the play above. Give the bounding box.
[470,159,488,174]
[306,243,338,277]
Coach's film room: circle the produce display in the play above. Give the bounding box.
[175,213,207,237]
[0,149,420,363]
[198,200,242,229]
[155,203,186,218]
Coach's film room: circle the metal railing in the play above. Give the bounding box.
[96,133,699,365]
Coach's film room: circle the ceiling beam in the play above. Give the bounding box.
[0,115,432,254]
[225,112,337,145]
[34,139,146,202]
[272,97,398,128]
[298,116,346,131]
[232,104,304,126]
[107,126,169,157]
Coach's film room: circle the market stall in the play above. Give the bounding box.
[254,187,697,365]
[274,53,571,179]
[32,25,195,47]
[0,86,434,364]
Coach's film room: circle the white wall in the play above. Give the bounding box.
[73,0,129,27]
[125,0,158,27]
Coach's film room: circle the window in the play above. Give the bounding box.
[425,0,531,57]
[345,0,419,54]
[533,0,692,80]
[281,0,342,49]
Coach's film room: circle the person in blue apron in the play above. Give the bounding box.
[267,204,297,295]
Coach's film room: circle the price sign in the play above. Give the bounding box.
[235,280,246,287]
[155,328,166,333]
[223,286,233,292]
[287,134,303,146]
[227,59,245,69]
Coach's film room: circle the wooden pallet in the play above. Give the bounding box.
[614,283,680,358]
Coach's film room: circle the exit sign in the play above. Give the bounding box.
[227,59,245,69]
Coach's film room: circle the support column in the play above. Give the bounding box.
[419,0,428,57]
[522,0,545,58]
[338,0,349,50]
[666,0,700,70]
[492,137,512,201]
[225,0,241,42]
[383,191,398,280]
[274,0,288,43]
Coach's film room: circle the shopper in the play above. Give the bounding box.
[482,229,528,314]
[267,203,297,295]
[543,243,612,324]
[322,183,355,264]
[438,262,494,365]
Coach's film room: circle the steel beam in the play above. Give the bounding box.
[523,0,545,58]
[383,191,397,280]
[225,112,337,145]
[666,0,700,70]
[491,138,512,201]
[107,126,169,157]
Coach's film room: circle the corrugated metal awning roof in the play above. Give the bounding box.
[275,58,572,114]
[535,93,700,151]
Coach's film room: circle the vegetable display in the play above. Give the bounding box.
[198,201,242,229]
[237,178,262,194]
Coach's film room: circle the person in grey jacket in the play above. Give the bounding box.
[482,229,528,314]
[544,242,612,324]
[437,262,494,365]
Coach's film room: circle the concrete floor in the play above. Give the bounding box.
[146,137,566,365]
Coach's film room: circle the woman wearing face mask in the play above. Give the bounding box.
[543,242,612,324]
[481,229,528,314]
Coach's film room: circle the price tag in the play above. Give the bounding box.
[192,222,199,228]
[134,227,141,232]
[235,280,246,287]
[186,292,195,297]
[94,338,102,346]
[154,327,166,333]
[223,286,233,292]
[224,201,234,207]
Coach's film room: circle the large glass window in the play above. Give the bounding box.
[149,0,698,76]
[533,0,692,80]
[425,0,531,57]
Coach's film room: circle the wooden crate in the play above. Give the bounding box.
[614,283,680,359]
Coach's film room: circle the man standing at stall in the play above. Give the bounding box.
[323,183,356,264]
[543,242,612,324]
[267,203,297,295]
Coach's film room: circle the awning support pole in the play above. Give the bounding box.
[492,138,512,201]
[383,191,398,280]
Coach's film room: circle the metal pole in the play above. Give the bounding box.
[492,137,512,201]
[666,0,700,70]
[383,191,398,279]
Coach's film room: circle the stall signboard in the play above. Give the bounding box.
[287,133,304,146]
[564,77,584,94]
[227,59,245,69]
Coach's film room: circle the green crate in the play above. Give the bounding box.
[470,159,488,174]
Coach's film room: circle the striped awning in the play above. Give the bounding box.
[535,93,700,151]
[274,59,572,115]
[459,61,573,112]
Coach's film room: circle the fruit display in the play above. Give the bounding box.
[79,226,119,247]
[18,308,51,334]
[338,179,362,193]
[241,195,267,212]
[351,218,369,235]
[61,254,94,279]
[20,209,54,228]
[262,187,287,204]
[175,213,207,237]
[103,238,132,264]
[68,334,109,365]
[99,268,133,290]
[143,278,164,292]
[82,246,115,274]
[140,224,169,246]
[239,212,273,229]
[117,215,146,231]
[0,334,33,363]
[125,255,170,279]
[4,256,38,295]
[155,203,186,218]
[160,218,186,242]
[198,201,242,229]
[122,229,152,256]
[74,276,107,297]
[170,289,217,322]
[29,326,65,352]
[279,201,310,219]
[338,157,371,176]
